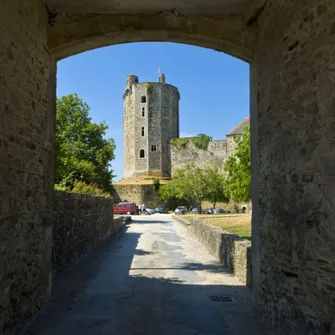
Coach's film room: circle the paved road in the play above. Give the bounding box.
[25,214,263,335]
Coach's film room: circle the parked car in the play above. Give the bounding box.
[175,206,188,214]
[213,208,226,214]
[155,205,169,213]
[203,208,214,214]
[191,207,199,214]
[145,208,155,215]
[114,202,138,215]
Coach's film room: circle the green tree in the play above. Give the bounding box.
[224,126,251,202]
[55,94,116,193]
[152,178,161,191]
[159,164,208,212]
[203,167,228,208]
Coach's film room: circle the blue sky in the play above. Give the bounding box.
[57,42,249,180]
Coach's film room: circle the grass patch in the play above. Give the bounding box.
[181,214,251,240]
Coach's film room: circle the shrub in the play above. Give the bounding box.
[190,134,211,150]
[170,137,189,149]
[71,180,110,197]
[152,178,161,191]
[54,180,111,197]
[170,134,211,150]
[54,183,67,191]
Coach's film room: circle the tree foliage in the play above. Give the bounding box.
[55,94,116,194]
[223,126,251,202]
[152,178,161,191]
[203,167,228,208]
[159,164,228,211]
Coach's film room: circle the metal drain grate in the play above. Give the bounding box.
[209,295,234,303]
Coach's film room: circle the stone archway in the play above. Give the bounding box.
[1,1,335,334]
[48,13,255,61]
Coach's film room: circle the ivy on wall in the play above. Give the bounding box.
[145,82,154,92]
[170,137,189,149]
[190,134,211,150]
[170,134,211,150]
[145,83,154,111]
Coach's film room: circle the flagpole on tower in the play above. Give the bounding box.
[158,66,161,76]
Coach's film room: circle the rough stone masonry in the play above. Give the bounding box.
[53,191,124,277]
[0,1,55,333]
[1,0,335,334]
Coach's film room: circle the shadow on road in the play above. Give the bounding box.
[23,221,264,335]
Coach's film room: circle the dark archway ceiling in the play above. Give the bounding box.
[46,0,252,15]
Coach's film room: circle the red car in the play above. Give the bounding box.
[113,202,138,215]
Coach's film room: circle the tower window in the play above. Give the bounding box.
[151,145,157,152]
[142,107,145,117]
[141,127,145,136]
[141,96,146,103]
[139,149,145,158]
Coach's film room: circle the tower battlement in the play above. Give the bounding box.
[123,74,180,179]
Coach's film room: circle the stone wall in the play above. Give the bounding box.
[113,183,159,208]
[171,139,230,174]
[0,1,55,334]
[173,216,251,287]
[53,191,124,276]
[252,0,335,333]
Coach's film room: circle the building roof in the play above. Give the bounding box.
[226,116,250,136]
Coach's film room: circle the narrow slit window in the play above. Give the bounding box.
[140,149,145,158]
[151,145,157,152]
[142,107,145,117]
[141,127,144,136]
[141,96,146,103]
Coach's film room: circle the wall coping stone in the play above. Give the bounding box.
[172,215,252,287]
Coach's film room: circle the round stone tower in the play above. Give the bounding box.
[123,73,180,179]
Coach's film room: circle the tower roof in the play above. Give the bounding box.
[226,116,250,136]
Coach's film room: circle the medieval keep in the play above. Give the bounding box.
[123,73,180,179]
[114,73,249,207]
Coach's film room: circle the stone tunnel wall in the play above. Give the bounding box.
[0,1,55,334]
[53,191,124,277]
[252,0,335,333]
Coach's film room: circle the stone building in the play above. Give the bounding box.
[170,117,250,174]
[123,73,180,179]
[115,74,249,205]
[121,73,249,181]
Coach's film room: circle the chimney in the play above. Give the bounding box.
[159,73,166,84]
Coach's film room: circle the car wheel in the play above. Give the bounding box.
[127,211,131,215]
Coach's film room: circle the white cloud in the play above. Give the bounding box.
[180,131,195,138]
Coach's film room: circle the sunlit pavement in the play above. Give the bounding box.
[25,214,264,335]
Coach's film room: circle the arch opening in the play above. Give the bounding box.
[55,37,257,328]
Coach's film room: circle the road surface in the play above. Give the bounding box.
[25,214,263,335]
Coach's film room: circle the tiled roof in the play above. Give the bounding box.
[226,116,250,136]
